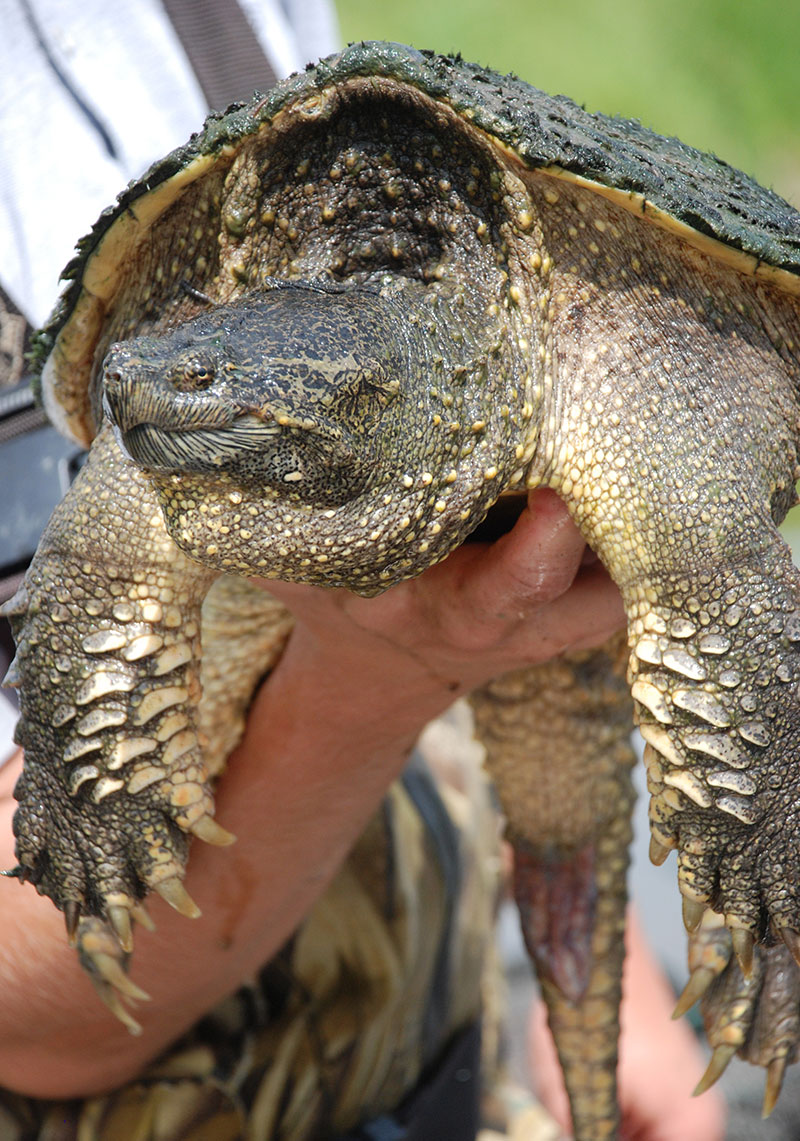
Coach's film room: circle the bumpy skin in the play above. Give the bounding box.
[5,430,220,936]
[471,638,635,1140]
[8,42,800,1138]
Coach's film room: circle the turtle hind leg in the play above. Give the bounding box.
[470,634,635,1141]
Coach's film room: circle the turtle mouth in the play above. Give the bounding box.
[116,414,279,474]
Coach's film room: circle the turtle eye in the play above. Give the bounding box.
[170,357,216,391]
[184,359,215,387]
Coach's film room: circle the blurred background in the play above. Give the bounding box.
[332,3,800,1136]
[336,0,800,203]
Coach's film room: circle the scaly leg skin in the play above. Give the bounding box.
[2,423,231,1016]
[470,633,636,1141]
[676,911,800,1118]
[198,575,294,776]
[530,240,800,1098]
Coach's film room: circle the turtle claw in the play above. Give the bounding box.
[693,1043,737,1096]
[672,967,716,1020]
[190,814,236,847]
[681,895,705,934]
[90,978,145,1037]
[91,950,150,1003]
[779,925,800,969]
[680,914,800,1113]
[77,916,150,1035]
[648,835,672,866]
[763,1055,789,1119]
[732,927,755,978]
[131,902,156,932]
[153,876,201,918]
[108,904,134,953]
[63,899,81,944]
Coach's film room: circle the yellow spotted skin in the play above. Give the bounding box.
[522,176,800,934]
[11,43,800,1139]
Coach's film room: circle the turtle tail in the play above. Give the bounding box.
[470,634,635,1141]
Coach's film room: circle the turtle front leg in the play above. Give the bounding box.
[626,549,800,947]
[470,634,635,1141]
[3,424,226,1004]
[535,288,800,1094]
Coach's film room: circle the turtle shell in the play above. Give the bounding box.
[34,40,800,448]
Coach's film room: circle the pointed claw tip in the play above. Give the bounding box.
[91,951,151,1003]
[108,905,134,953]
[731,927,755,978]
[763,1055,788,1119]
[682,895,706,935]
[190,815,236,847]
[648,836,672,866]
[779,925,800,969]
[130,903,156,932]
[100,987,144,1036]
[693,1044,736,1097]
[672,968,714,1020]
[63,900,81,944]
[154,877,202,919]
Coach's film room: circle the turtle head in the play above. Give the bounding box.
[103,284,405,507]
[101,279,532,592]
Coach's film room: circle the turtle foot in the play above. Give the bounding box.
[633,579,800,991]
[676,910,800,1116]
[9,750,216,958]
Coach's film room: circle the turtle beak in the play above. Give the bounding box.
[103,344,230,434]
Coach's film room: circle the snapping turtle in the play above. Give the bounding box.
[5,39,800,1139]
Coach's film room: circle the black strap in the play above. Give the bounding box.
[401,751,463,1068]
[160,0,279,110]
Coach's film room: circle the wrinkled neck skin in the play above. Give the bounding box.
[105,276,535,595]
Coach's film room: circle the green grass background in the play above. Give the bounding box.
[336,0,800,203]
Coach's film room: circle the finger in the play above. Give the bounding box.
[505,560,625,661]
[456,489,589,613]
[422,488,593,642]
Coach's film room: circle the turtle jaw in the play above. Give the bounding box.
[101,337,389,504]
[113,414,280,475]
[103,362,291,481]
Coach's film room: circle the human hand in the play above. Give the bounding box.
[528,912,727,1141]
[0,487,623,1101]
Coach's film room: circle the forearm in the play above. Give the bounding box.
[0,630,441,1100]
[0,490,624,1099]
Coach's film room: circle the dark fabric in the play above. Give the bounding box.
[401,752,462,1068]
[340,1021,482,1141]
[160,0,278,110]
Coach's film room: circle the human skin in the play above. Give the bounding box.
[0,489,628,1107]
